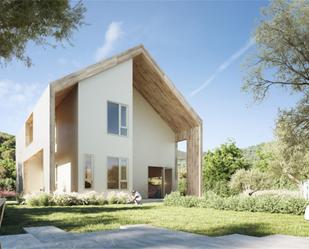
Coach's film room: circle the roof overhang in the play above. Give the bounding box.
[51,45,202,133]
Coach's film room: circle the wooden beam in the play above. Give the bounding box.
[186,126,203,196]
[49,85,55,193]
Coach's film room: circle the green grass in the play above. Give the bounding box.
[1,203,309,237]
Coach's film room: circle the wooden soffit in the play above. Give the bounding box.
[133,52,202,133]
[50,44,202,133]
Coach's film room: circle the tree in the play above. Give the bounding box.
[243,0,309,101]
[269,104,309,186]
[242,0,309,188]
[229,168,272,194]
[0,0,85,66]
[177,164,187,196]
[242,142,274,172]
[0,131,16,191]
[203,141,249,196]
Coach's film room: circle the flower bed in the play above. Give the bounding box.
[0,190,16,198]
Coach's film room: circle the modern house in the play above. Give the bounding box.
[16,45,203,197]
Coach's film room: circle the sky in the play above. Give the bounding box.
[0,0,301,151]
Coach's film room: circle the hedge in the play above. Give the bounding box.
[24,191,130,206]
[164,191,309,215]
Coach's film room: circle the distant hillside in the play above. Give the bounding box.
[177,150,208,161]
[177,150,187,160]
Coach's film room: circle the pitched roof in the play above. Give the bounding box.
[51,44,202,132]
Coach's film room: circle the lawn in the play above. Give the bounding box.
[1,203,309,237]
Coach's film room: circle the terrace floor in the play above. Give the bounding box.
[1,225,309,249]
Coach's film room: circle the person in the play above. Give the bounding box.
[131,190,142,205]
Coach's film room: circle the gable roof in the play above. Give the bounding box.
[51,45,202,133]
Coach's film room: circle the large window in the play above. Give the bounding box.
[107,101,128,136]
[107,157,128,189]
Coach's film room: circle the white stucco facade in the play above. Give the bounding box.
[78,59,134,193]
[16,85,51,193]
[133,89,176,197]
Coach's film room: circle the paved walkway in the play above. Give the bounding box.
[1,225,309,249]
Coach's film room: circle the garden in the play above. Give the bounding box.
[2,202,309,237]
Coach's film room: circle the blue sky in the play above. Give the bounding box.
[0,1,301,150]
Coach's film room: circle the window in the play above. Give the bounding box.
[84,154,94,189]
[25,113,33,146]
[107,101,128,136]
[107,157,128,189]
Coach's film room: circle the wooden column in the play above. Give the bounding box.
[49,85,56,193]
[186,126,202,196]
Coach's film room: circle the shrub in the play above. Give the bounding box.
[26,192,51,206]
[177,178,187,196]
[82,191,106,205]
[251,189,302,198]
[106,192,118,204]
[0,177,15,191]
[51,192,80,206]
[177,164,187,196]
[164,191,199,208]
[164,191,309,215]
[210,180,234,197]
[24,191,130,206]
[203,141,249,196]
[116,192,129,204]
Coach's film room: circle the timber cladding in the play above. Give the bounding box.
[133,53,200,132]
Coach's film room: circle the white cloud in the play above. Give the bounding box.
[94,22,124,61]
[190,38,255,97]
[0,79,46,133]
[0,79,44,109]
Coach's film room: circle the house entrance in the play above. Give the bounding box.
[148,166,172,198]
[56,163,71,192]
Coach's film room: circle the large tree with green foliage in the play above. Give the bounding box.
[243,0,309,136]
[0,0,85,66]
[229,168,272,194]
[269,103,309,186]
[243,0,309,186]
[0,132,16,191]
[243,0,309,101]
[203,141,249,196]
